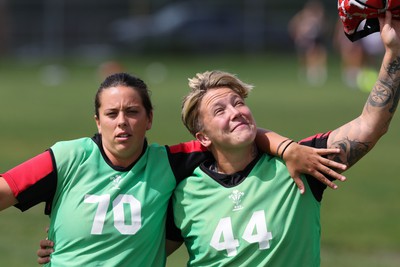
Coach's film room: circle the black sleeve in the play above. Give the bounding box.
[299,132,332,202]
[165,199,184,242]
[166,141,212,184]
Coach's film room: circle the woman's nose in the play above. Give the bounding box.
[117,113,127,127]
[228,105,242,118]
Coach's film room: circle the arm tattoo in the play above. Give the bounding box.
[368,80,392,108]
[330,138,370,167]
[383,56,400,113]
[386,56,400,75]
[368,58,400,113]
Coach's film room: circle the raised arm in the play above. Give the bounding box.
[327,12,400,168]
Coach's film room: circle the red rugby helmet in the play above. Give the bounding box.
[338,0,400,41]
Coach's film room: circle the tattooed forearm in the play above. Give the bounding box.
[369,62,400,112]
[386,58,400,113]
[385,56,400,75]
[330,138,371,167]
[368,80,392,108]
[384,57,400,112]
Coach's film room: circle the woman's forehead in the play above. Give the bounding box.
[101,86,139,97]
[202,88,241,105]
[100,86,143,105]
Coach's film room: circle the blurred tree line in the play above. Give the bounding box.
[0,0,340,58]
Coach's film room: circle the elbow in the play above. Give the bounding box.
[376,123,390,139]
[363,117,390,140]
[381,123,390,136]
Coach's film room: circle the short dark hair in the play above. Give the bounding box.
[95,72,153,118]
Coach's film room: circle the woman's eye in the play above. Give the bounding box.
[126,109,139,116]
[214,108,223,115]
[235,101,244,106]
[106,112,117,117]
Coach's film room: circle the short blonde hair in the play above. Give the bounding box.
[181,70,254,136]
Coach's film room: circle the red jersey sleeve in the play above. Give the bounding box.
[1,150,57,213]
[298,131,331,147]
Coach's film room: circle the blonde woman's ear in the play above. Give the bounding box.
[196,132,211,148]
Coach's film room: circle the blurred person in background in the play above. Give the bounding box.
[334,18,366,89]
[335,18,385,92]
[288,0,328,86]
[0,71,344,266]
[165,11,400,266]
[358,26,385,92]
[97,60,125,80]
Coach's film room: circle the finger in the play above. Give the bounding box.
[320,158,347,171]
[314,148,341,155]
[37,256,51,265]
[292,176,305,194]
[39,239,54,249]
[37,248,54,258]
[378,11,389,26]
[319,165,347,181]
[312,149,347,171]
[380,11,392,31]
[311,171,338,190]
[386,10,392,25]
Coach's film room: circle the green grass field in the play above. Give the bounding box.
[0,52,399,266]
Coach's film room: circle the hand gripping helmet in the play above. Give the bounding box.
[338,0,400,41]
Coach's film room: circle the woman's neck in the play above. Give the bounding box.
[211,143,258,174]
[99,136,146,168]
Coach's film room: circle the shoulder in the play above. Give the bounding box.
[51,137,98,161]
[145,142,170,158]
[52,137,95,150]
[165,140,210,165]
[165,140,211,183]
[51,136,92,145]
